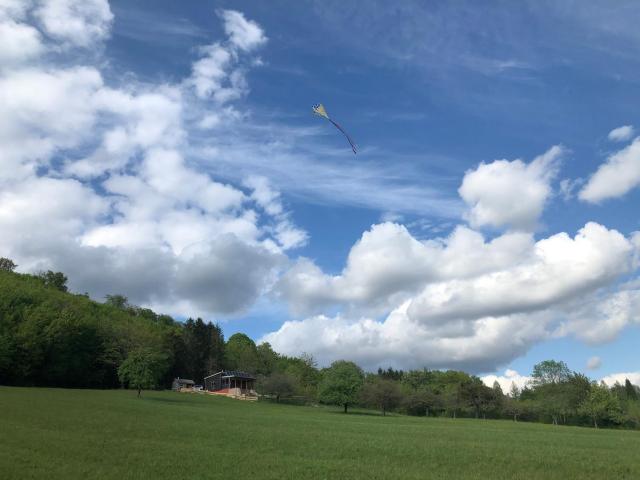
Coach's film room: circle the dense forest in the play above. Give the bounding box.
[1,258,638,430]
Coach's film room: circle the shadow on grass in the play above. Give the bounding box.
[327,410,386,417]
[140,396,192,405]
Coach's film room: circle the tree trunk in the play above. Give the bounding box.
[594,418,598,429]
[344,403,348,414]
[382,407,386,416]
[137,387,141,398]
[453,410,456,419]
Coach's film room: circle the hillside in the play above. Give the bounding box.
[0,269,188,388]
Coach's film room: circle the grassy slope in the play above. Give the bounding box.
[1,387,638,480]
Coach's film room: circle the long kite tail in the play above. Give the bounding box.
[329,118,357,154]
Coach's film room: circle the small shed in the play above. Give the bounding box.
[172,378,195,391]
[204,370,257,399]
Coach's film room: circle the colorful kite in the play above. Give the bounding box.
[312,103,357,154]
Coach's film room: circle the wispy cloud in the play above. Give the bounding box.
[189,118,463,218]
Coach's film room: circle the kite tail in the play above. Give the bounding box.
[329,118,357,154]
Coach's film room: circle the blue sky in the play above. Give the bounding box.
[2,0,640,386]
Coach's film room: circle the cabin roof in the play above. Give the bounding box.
[204,370,256,381]
[174,378,195,385]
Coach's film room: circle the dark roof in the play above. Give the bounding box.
[204,370,256,380]
[174,378,195,385]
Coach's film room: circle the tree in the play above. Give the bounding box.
[318,361,364,413]
[625,379,638,401]
[504,396,523,422]
[0,257,17,272]
[256,342,279,376]
[531,360,571,386]
[462,378,495,419]
[578,382,623,428]
[260,372,296,402]
[118,348,169,397]
[403,389,439,417]
[105,294,129,309]
[360,377,403,416]
[509,382,521,400]
[37,270,68,292]
[225,333,259,373]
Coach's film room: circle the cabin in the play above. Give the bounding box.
[172,378,195,391]
[204,370,257,400]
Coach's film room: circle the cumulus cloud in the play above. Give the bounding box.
[0,19,44,65]
[601,372,640,387]
[579,138,640,203]
[555,284,640,344]
[481,369,532,393]
[0,2,300,317]
[586,356,602,370]
[608,125,634,142]
[270,220,638,371]
[278,220,633,320]
[33,0,113,47]
[459,146,564,231]
[262,304,552,372]
[407,223,633,324]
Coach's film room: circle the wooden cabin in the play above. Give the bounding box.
[204,370,257,400]
[172,378,195,391]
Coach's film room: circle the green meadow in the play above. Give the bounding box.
[1,387,638,480]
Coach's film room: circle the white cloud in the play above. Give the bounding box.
[407,222,633,324]
[608,125,634,142]
[271,221,637,370]
[262,304,552,372]
[186,10,266,103]
[579,137,640,203]
[219,9,267,52]
[279,220,632,319]
[0,5,303,318]
[601,372,640,387]
[481,369,532,393]
[34,0,113,47]
[0,66,104,182]
[555,285,640,344]
[459,146,564,231]
[586,356,602,370]
[0,19,44,66]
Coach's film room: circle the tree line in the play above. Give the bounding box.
[0,258,638,429]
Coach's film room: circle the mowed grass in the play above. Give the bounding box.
[1,387,639,479]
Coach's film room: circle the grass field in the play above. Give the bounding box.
[1,387,639,479]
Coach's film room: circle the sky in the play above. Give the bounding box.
[2,0,640,388]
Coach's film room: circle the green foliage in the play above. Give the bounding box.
[531,360,571,386]
[0,257,17,272]
[0,270,176,388]
[118,348,169,396]
[37,270,68,292]
[105,294,129,309]
[225,333,259,373]
[359,377,402,415]
[578,382,623,428]
[319,360,364,413]
[259,372,296,402]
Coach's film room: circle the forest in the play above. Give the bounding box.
[0,257,638,430]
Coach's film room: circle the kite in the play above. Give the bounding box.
[313,103,357,154]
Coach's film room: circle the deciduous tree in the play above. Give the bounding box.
[319,360,364,413]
